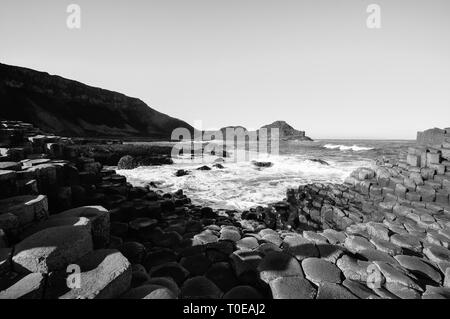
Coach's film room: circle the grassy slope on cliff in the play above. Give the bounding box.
[0,63,193,139]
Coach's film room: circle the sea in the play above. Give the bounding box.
[117,139,415,211]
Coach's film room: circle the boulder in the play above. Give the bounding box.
[236,237,259,251]
[229,250,263,277]
[219,228,241,242]
[60,249,131,299]
[13,225,93,274]
[175,169,189,177]
[251,161,273,168]
[117,155,138,170]
[50,206,110,249]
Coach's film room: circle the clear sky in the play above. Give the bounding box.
[1,0,449,139]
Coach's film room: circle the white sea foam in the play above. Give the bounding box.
[118,150,371,210]
[323,144,374,151]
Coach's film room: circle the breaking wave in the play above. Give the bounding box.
[323,144,374,152]
[118,150,371,210]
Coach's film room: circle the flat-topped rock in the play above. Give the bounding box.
[269,276,316,299]
[302,258,343,284]
[121,284,176,299]
[281,235,319,260]
[372,261,422,291]
[0,273,45,299]
[394,255,442,284]
[321,229,347,244]
[422,286,450,299]
[12,225,93,274]
[316,282,358,299]
[18,216,91,240]
[344,235,375,253]
[0,162,21,171]
[385,282,422,299]
[236,237,259,250]
[336,255,371,282]
[317,244,345,263]
[390,234,422,252]
[219,228,241,242]
[257,251,303,283]
[370,237,403,256]
[342,279,379,299]
[50,206,110,248]
[60,249,131,299]
[303,231,328,244]
[261,233,283,246]
[229,250,263,277]
[423,245,450,264]
[357,249,398,265]
[0,195,48,228]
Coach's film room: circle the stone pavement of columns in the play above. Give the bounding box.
[1,120,450,299]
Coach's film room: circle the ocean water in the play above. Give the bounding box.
[117,139,414,210]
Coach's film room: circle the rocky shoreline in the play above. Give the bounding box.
[1,120,450,299]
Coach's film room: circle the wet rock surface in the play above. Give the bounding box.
[1,121,450,299]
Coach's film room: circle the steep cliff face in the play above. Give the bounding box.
[0,63,193,139]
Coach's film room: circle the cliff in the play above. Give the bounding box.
[0,63,193,140]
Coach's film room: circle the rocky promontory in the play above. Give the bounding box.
[205,121,312,142]
[0,63,193,139]
[259,121,312,141]
[1,120,450,299]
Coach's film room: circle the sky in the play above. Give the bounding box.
[1,0,450,139]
